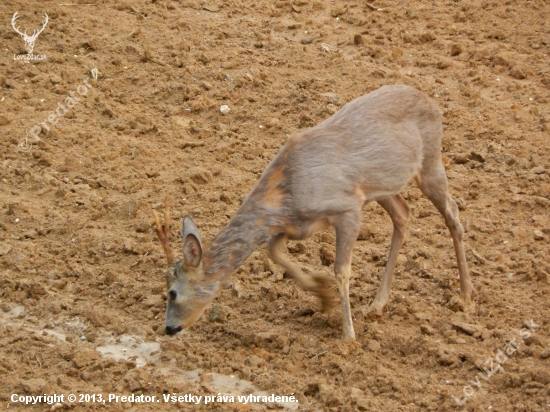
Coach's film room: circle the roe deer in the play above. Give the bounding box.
[153,84,473,340]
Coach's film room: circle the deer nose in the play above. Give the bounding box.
[165,325,183,335]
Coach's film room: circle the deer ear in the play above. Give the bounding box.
[182,216,201,245]
[182,216,202,268]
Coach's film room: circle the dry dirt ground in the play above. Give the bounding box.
[1,0,549,411]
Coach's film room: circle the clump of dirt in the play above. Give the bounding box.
[0,0,549,411]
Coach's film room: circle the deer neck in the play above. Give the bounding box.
[203,204,271,281]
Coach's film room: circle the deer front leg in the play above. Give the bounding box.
[334,210,361,341]
[268,234,336,312]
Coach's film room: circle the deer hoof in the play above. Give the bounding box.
[363,304,384,320]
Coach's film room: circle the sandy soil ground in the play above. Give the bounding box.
[1,0,549,411]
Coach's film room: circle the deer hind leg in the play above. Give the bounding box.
[417,161,473,302]
[267,234,336,312]
[333,210,362,340]
[367,195,411,315]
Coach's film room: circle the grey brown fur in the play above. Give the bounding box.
[155,84,473,340]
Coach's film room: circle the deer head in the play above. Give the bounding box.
[153,206,217,335]
[12,11,49,54]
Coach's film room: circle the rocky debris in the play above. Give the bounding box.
[533,230,545,241]
[19,378,48,394]
[450,43,464,56]
[319,245,335,266]
[188,167,213,185]
[452,321,483,337]
[209,304,231,323]
[72,349,100,369]
[0,114,12,126]
[510,66,527,80]
[331,7,346,17]
[0,242,12,256]
[366,340,381,352]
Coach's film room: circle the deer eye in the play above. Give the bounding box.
[168,290,177,301]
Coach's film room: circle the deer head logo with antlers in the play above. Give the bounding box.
[11,11,49,55]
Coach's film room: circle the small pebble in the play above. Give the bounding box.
[220,105,230,114]
[533,230,545,241]
[450,43,464,56]
[331,7,345,17]
[420,324,436,336]
[366,340,381,352]
[530,166,545,174]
